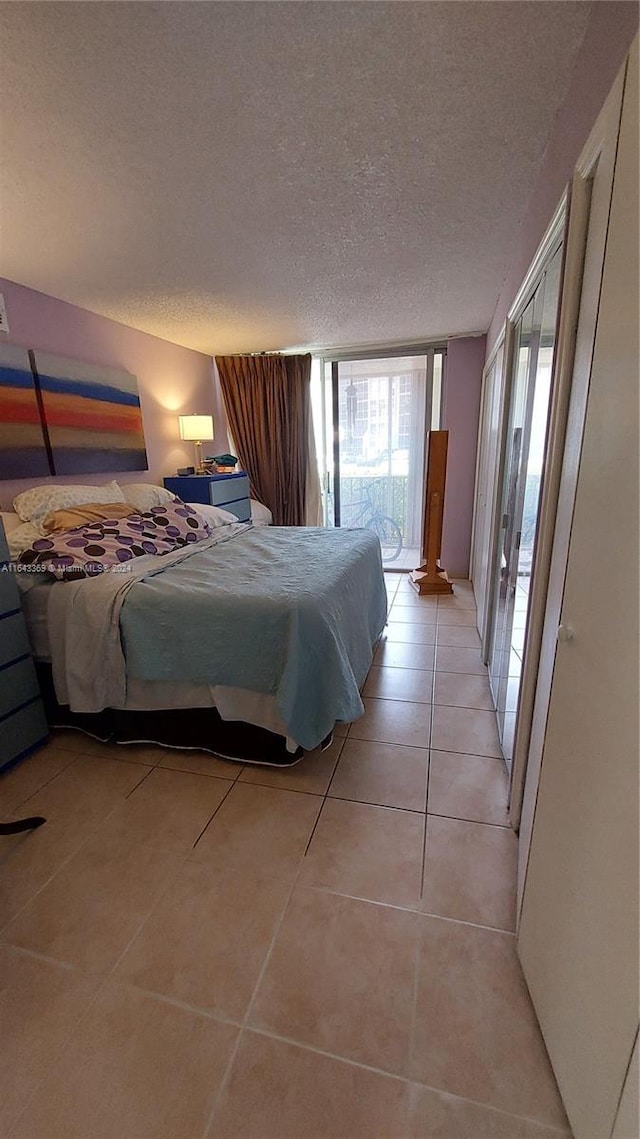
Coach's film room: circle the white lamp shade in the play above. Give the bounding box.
[178,414,214,442]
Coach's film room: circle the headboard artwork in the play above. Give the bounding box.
[0,344,148,478]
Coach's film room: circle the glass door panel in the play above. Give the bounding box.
[320,353,442,568]
[488,245,562,766]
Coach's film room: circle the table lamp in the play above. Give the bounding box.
[178,414,214,473]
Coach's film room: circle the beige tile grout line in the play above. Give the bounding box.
[199,856,313,1138]
[241,1024,571,1136]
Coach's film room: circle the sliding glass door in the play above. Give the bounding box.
[318,350,444,568]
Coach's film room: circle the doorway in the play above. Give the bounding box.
[318,349,445,569]
[487,245,563,767]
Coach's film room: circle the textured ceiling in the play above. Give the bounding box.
[0,1,592,355]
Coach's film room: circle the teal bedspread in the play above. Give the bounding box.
[121,526,387,749]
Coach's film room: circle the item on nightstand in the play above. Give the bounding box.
[206,453,238,473]
[177,466,196,476]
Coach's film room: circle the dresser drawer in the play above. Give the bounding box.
[0,525,9,564]
[0,656,41,721]
[0,611,32,668]
[164,474,251,521]
[0,568,21,616]
[208,472,249,504]
[209,474,250,521]
[0,700,48,772]
[163,476,210,505]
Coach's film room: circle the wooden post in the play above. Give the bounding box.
[410,429,454,595]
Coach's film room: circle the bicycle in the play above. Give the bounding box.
[341,480,403,562]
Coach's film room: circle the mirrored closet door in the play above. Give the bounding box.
[488,244,563,766]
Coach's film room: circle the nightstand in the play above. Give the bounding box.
[0,520,48,774]
[163,472,251,522]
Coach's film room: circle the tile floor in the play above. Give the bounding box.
[0,575,571,1139]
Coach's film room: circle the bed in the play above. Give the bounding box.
[4,484,387,766]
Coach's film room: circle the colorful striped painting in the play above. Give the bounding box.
[0,345,51,478]
[32,351,148,475]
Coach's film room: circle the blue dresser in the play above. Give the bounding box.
[163,472,251,523]
[0,521,48,774]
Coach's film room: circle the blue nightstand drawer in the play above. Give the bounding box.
[0,611,32,668]
[0,657,41,722]
[0,700,48,773]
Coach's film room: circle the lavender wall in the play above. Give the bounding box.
[486,3,638,354]
[441,335,486,578]
[0,278,229,510]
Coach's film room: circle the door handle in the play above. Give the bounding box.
[557,624,575,643]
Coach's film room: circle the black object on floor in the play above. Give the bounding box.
[0,817,47,835]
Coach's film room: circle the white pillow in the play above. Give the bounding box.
[0,510,21,536]
[251,499,273,526]
[7,521,43,559]
[119,483,176,512]
[13,480,126,532]
[187,503,238,527]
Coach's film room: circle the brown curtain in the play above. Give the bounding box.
[215,353,311,526]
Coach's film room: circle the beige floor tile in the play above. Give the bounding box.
[435,645,487,675]
[114,861,290,1020]
[11,982,238,1139]
[375,639,436,671]
[431,706,502,758]
[20,754,151,828]
[433,671,494,710]
[386,621,439,645]
[250,887,419,1074]
[390,603,438,625]
[48,728,104,752]
[411,916,568,1128]
[210,1029,411,1139]
[350,697,431,748]
[0,745,77,815]
[5,834,182,972]
[428,751,510,826]
[437,591,477,612]
[158,748,242,779]
[0,814,91,930]
[436,624,482,649]
[190,782,321,882]
[97,766,233,853]
[329,738,429,812]
[408,1084,571,1138]
[435,608,479,627]
[0,945,100,1136]
[301,797,424,907]
[420,815,517,931]
[363,665,433,704]
[239,735,344,795]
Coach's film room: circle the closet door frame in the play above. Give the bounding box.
[514,62,627,856]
